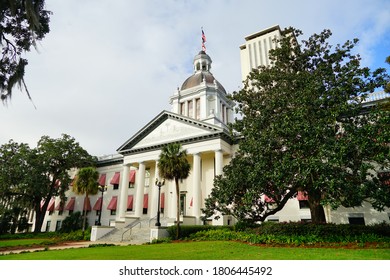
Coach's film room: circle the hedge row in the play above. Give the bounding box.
[0,228,91,241]
[166,222,390,246]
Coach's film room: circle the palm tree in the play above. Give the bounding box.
[157,143,190,239]
[73,167,99,234]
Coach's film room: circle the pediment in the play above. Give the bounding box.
[117,111,224,154]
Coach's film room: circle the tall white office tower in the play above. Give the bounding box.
[239,25,283,82]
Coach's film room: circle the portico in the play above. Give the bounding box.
[114,129,232,226]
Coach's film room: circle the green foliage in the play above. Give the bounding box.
[158,143,191,181]
[0,0,51,101]
[188,222,390,247]
[166,225,233,239]
[385,56,390,93]
[150,237,172,244]
[59,211,84,233]
[0,231,58,240]
[0,134,95,233]
[59,228,91,241]
[204,27,390,224]
[72,167,99,231]
[73,167,99,196]
[0,206,29,234]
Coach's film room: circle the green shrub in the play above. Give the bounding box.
[166,225,233,239]
[185,222,390,247]
[60,212,85,233]
[59,228,91,241]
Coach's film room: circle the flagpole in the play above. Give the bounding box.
[201,27,206,52]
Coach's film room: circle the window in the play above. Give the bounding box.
[160,193,165,214]
[299,200,310,209]
[46,221,51,232]
[188,100,193,117]
[143,194,148,215]
[195,98,200,119]
[180,193,186,215]
[127,195,133,212]
[55,220,62,231]
[267,218,279,223]
[96,210,101,216]
[68,210,73,215]
[145,169,150,188]
[221,104,225,123]
[110,172,120,190]
[110,210,116,216]
[180,102,185,115]
[58,210,63,216]
[348,217,365,225]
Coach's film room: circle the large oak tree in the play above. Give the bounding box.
[204,28,390,224]
[0,134,95,232]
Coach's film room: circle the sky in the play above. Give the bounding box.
[1,0,390,157]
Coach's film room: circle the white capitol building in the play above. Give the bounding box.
[32,25,389,241]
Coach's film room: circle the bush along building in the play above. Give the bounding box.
[32,26,389,242]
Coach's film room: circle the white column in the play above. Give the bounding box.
[192,98,196,119]
[117,164,130,221]
[192,153,201,224]
[150,161,159,219]
[215,149,223,176]
[134,162,145,217]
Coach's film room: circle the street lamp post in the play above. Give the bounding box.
[155,178,165,227]
[97,185,106,226]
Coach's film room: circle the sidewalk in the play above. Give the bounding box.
[0,240,134,255]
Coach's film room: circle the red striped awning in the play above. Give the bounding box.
[143,194,148,208]
[98,174,106,186]
[160,193,165,208]
[107,196,117,210]
[297,191,308,201]
[47,198,55,211]
[55,200,64,211]
[129,170,136,184]
[264,195,275,203]
[110,172,120,185]
[93,197,102,211]
[83,197,91,211]
[127,195,133,209]
[54,179,61,189]
[65,197,75,211]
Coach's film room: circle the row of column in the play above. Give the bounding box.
[115,149,224,225]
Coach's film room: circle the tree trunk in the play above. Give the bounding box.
[175,178,180,240]
[34,206,44,233]
[82,194,88,233]
[308,190,326,223]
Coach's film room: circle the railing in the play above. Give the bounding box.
[149,215,157,227]
[121,219,142,241]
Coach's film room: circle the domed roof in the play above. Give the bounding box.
[180,51,226,94]
[180,71,226,94]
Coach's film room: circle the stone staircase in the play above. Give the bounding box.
[97,217,172,244]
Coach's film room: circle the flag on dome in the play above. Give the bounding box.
[201,28,206,51]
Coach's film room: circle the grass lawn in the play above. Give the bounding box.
[1,241,389,260]
[0,238,55,249]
